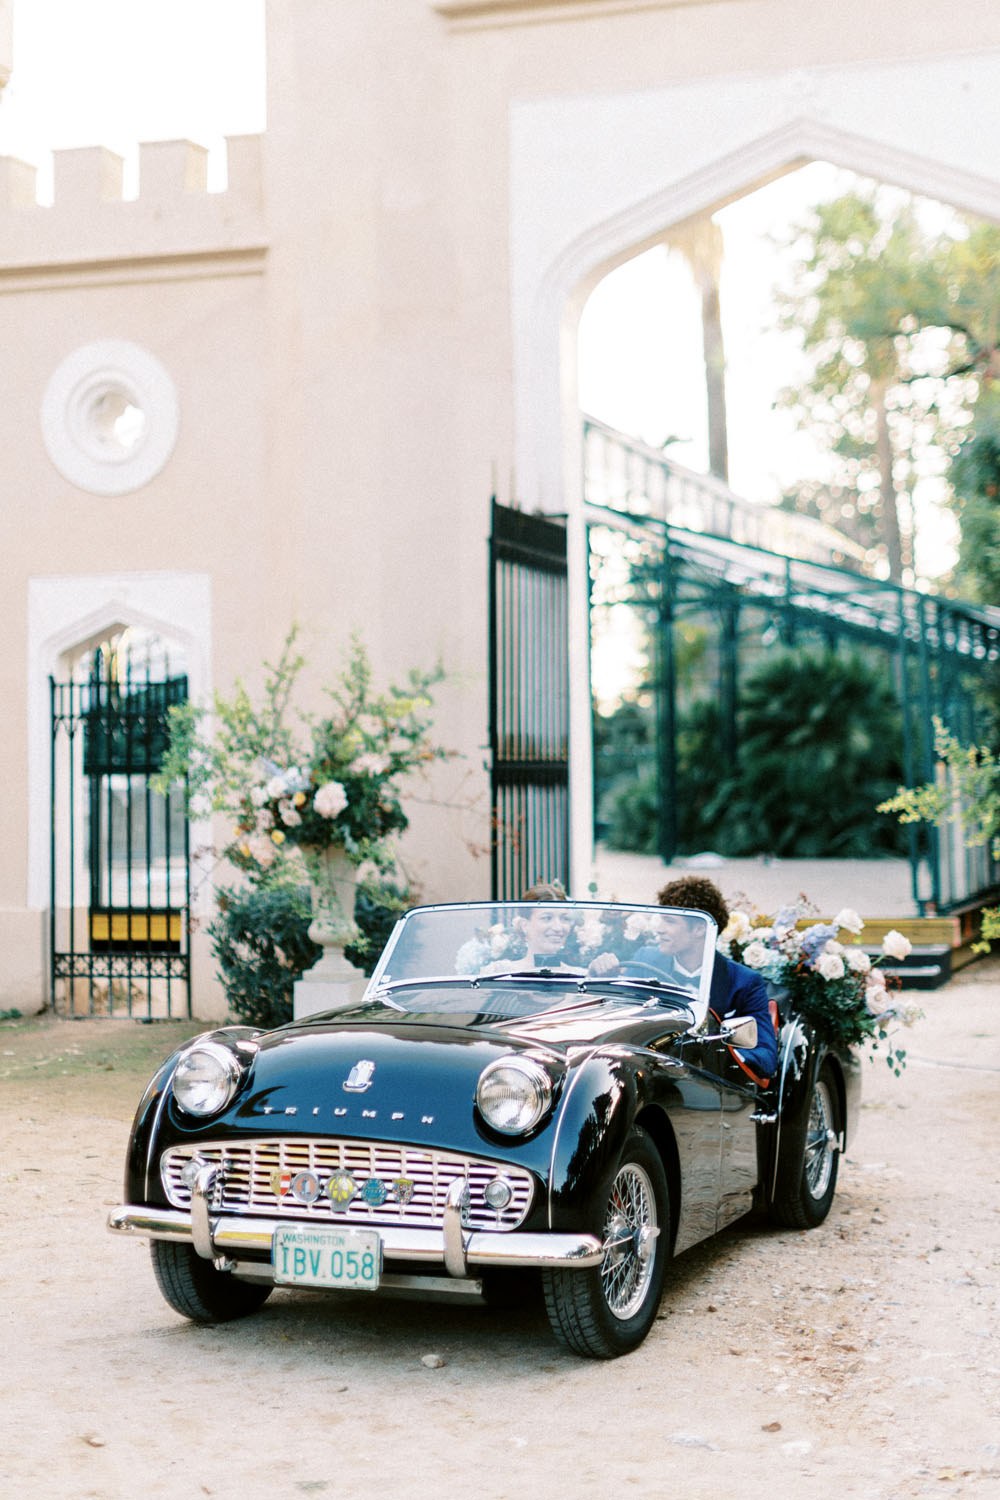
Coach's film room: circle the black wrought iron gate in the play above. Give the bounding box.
[488,500,570,898]
[49,642,191,1017]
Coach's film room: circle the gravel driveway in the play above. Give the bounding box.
[1,963,998,1500]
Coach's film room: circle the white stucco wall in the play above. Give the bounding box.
[5,2,1000,1008]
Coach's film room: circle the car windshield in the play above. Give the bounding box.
[366,901,716,1026]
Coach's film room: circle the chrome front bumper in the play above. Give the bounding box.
[108,1171,603,1279]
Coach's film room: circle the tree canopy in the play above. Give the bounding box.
[772,183,1000,590]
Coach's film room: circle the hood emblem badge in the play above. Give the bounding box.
[343,1059,376,1092]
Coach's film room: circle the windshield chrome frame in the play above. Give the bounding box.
[365,900,716,1030]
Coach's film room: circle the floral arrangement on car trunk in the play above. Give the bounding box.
[719,902,921,1074]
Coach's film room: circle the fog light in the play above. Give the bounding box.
[180,1154,208,1190]
[484,1177,513,1211]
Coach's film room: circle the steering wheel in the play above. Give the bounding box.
[621,961,674,981]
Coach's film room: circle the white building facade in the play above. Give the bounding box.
[3,0,1000,1013]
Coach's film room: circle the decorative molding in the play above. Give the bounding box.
[40,339,180,496]
[0,245,267,294]
[430,0,735,19]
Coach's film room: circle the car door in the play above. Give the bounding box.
[673,1033,760,1232]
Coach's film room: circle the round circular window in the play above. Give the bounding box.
[41,340,179,495]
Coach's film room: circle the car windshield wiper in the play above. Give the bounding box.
[571,976,696,1016]
[471,968,586,983]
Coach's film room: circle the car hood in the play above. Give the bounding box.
[163,997,692,1160]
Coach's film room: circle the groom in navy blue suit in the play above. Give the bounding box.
[631,877,777,1080]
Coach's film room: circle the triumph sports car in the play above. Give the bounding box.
[108,899,859,1358]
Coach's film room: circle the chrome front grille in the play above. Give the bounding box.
[160,1137,535,1231]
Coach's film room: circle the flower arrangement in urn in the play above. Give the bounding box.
[157,628,448,959]
[719,901,922,1074]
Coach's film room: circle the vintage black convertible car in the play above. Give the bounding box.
[109,900,860,1358]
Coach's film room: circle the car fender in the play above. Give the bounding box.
[546,1047,640,1232]
[124,1026,260,1202]
[768,1020,845,1207]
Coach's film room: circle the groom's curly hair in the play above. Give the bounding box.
[655,875,729,932]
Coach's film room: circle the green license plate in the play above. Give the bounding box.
[272,1225,382,1291]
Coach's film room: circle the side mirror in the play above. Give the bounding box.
[725,1016,758,1050]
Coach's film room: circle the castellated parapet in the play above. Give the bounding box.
[0,137,267,287]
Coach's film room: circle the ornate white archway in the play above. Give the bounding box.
[26,572,212,911]
[506,53,1000,892]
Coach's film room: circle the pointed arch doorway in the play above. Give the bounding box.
[509,69,1000,895]
[49,625,192,1017]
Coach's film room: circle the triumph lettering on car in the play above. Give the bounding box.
[108,900,860,1358]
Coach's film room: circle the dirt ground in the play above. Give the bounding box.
[1,963,998,1500]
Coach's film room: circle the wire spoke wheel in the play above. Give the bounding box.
[770,1060,841,1229]
[542,1127,669,1358]
[600,1161,658,1320]
[804,1076,837,1201]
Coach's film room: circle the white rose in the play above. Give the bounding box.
[722,911,752,943]
[846,948,871,974]
[314,781,348,819]
[834,907,864,935]
[349,752,390,778]
[249,785,269,808]
[266,774,287,800]
[816,952,845,981]
[742,940,769,969]
[278,798,302,828]
[823,939,845,957]
[882,930,912,960]
[247,833,277,868]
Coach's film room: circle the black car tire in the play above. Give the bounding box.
[150,1240,272,1323]
[770,1061,841,1229]
[541,1127,669,1359]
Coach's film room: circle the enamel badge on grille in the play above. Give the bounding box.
[290,1171,322,1204]
[392,1177,415,1205]
[326,1171,356,1206]
[270,1169,292,1198]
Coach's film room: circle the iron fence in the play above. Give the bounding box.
[489,500,570,898]
[50,644,191,1017]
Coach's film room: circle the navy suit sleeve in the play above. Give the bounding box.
[722,958,778,1078]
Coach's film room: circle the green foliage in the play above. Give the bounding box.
[155,625,445,1021]
[774,187,962,579]
[706,649,906,857]
[209,881,322,1030]
[949,389,1000,601]
[725,906,919,1074]
[155,626,447,877]
[595,696,725,855]
[599,764,659,854]
[596,652,907,859]
[210,873,412,1028]
[878,718,1000,955]
[878,717,1000,848]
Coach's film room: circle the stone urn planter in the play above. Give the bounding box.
[301,844,366,987]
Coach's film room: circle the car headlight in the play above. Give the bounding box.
[172,1042,242,1116]
[476,1056,553,1135]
